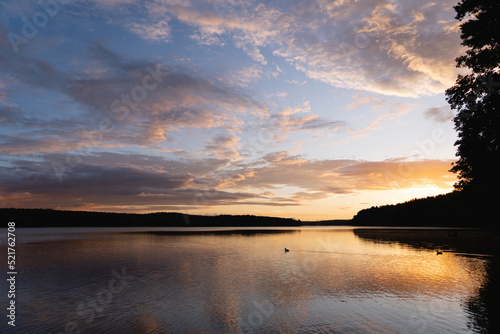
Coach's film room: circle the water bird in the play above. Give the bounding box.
[436,251,443,255]
[284,248,289,252]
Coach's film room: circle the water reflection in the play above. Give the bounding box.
[0,227,497,333]
[354,228,500,333]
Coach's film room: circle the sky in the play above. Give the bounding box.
[0,0,464,220]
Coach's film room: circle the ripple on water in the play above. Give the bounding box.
[2,227,493,334]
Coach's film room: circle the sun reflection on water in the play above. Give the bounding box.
[2,227,495,333]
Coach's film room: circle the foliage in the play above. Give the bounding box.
[352,191,496,228]
[0,208,303,228]
[445,0,500,192]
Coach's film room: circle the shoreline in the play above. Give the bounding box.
[1,208,496,229]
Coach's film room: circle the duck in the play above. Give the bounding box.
[436,251,443,255]
[284,248,289,252]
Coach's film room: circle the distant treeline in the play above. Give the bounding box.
[0,208,348,228]
[0,209,294,227]
[1,190,496,228]
[352,190,496,229]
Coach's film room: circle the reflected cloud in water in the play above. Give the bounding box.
[355,228,500,333]
[1,227,497,333]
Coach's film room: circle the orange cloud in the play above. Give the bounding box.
[0,152,455,214]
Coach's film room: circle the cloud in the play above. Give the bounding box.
[137,0,462,97]
[0,134,101,155]
[126,18,172,43]
[0,150,455,211]
[0,41,269,153]
[226,152,455,194]
[292,191,330,201]
[267,101,345,139]
[2,0,462,97]
[230,64,263,85]
[204,134,241,159]
[284,0,462,96]
[346,100,414,137]
[0,152,295,211]
[333,158,456,190]
[90,0,136,6]
[424,106,453,123]
[87,0,172,42]
[345,93,387,110]
[0,104,25,125]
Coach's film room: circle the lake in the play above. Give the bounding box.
[1,227,498,333]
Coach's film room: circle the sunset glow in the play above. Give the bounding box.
[0,0,461,220]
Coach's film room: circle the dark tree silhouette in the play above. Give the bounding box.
[445,0,500,193]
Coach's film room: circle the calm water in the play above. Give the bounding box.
[1,227,498,333]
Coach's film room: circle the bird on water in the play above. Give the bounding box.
[284,248,289,252]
